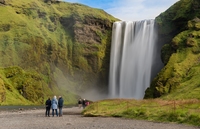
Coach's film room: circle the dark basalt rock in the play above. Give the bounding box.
[0,0,5,5]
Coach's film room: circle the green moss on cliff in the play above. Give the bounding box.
[145,0,200,100]
[0,66,44,105]
[0,77,6,103]
[0,0,118,105]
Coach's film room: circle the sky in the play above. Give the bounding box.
[63,0,180,21]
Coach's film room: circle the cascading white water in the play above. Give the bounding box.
[109,20,157,99]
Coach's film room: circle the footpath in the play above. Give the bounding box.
[0,107,199,129]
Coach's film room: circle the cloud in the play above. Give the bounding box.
[105,0,179,21]
[63,0,180,21]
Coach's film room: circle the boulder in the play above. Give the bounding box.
[0,0,5,4]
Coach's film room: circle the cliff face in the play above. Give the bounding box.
[3,0,199,104]
[145,0,200,99]
[0,0,117,105]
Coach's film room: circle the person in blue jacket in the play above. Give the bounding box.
[58,96,64,117]
[51,95,58,117]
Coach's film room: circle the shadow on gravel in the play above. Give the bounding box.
[62,108,83,115]
[63,111,82,115]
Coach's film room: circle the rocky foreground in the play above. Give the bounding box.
[0,107,199,129]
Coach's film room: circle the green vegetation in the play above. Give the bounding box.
[83,99,200,126]
[0,66,79,105]
[82,0,200,126]
[0,0,118,105]
[0,66,44,105]
[127,0,200,125]
[145,0,200,100]
[1,3,200,129]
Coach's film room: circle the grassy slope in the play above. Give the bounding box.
[0,0,117,105]
[0,66,48,105]
[145,0,200,100]
[0,1,77,105]
[83,99,200,126]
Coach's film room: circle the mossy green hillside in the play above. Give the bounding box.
[3,0,200,105]
[0,66,81,105]
[0,66,44,105]
[145,0,200,99]
[0,0,118,105]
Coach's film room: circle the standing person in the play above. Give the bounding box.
[51,95,58,117]
[45,97,51,117]
[86,100,90,106]
[58,96,64,117]
[78,98,82,109]
[82,99,86,109]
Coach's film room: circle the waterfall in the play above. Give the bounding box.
[109,20,158,99]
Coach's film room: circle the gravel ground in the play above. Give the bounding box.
[0,107,199,129]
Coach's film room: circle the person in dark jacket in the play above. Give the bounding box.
[45,97,51,117]
[58,96,64,117]
[78,98,82,109]
[82,99,86,109]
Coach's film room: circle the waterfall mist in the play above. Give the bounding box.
[109,20,159,99]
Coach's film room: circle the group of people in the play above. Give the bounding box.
[78,98,90,109]
[45,96,89,117]
[45,95,64,117]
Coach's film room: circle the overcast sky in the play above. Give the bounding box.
[63,0,180,21]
